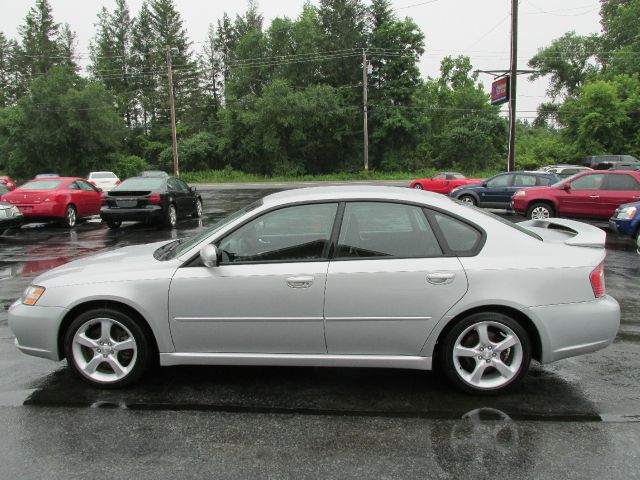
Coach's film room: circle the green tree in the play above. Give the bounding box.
[18,0,62,82]
[2,67,123,178]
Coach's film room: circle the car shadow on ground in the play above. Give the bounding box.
[24,362,599,421]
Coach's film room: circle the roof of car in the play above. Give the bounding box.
[262,185,450,208]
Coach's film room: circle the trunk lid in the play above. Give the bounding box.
[106,190,154,208]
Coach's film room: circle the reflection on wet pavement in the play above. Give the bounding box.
[23,362,602,422]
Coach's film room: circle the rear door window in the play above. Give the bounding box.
[604,174,640,191]
[514,175,537,187]
[336,202,442,258]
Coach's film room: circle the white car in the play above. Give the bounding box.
[8,186,620,394]
[87,171,120,192]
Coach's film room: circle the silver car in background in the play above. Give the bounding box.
[9,186,620,394]
[87,171,120,192]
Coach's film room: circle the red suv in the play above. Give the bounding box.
[511,170,640,219]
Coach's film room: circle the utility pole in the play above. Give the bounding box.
[166,46,179,177]
[507,0,518,172]
[362,49,369,173]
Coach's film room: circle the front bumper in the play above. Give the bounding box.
[526,295,620,364]
[608,218,635,237]
[0,215,23,230]
[8,300,67,361]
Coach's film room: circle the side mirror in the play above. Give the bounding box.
[200,244,218,268]
[563,183,571,191]
[190,186,197,192]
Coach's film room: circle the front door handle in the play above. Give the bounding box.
[286,275,314,289]
[589,195,600,199]
[427,271,456,285]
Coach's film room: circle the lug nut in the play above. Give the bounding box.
[492,353,497,357]
[97,349,101,353]
[486,359,490,363]
[480,347,484,351]
[478,356,482,360]
[488,346,492,350]
[103,354,107,358]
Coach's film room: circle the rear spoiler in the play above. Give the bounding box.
[519,218,606,248]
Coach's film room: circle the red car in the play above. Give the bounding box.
[511,170,640,219]
[0,175,16,191]
[410,172,482,194]
[0,177,103,228]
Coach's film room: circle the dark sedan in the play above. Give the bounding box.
[448,171,559,208]
[100,176,202,229]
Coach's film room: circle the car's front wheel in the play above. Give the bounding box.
[440,312,531,394]
[107,220,122,229]
[192,198,203,218]
[413,183,423,190]
[63,204,77,228]
[64,308,152,388]
[458,195,477,206]
[527,202,555,220]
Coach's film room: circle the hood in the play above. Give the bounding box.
[33,240,181,288]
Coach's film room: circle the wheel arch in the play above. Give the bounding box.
[57,300,159,362]
[526,199,557,216]
[432,305,542,363]
[457,191,479,202]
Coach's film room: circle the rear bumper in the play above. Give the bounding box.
[8,300,66,361]
[100,206,163,222]
[15,202,65,219]
[526,295,620,363]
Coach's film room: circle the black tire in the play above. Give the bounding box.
[192,198,203,218]
[458,195,477,206]
[526,202,555,220]
[107,220,122,229]
[440,312,531,395]
[0,229,5,236]
[63,204,77,228]
[64,308,153,388]
[413,183,423,190]
[164,203,177,228]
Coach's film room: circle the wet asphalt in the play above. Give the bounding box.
[0,181,639,479]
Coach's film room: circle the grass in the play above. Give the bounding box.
[180,169,500,184]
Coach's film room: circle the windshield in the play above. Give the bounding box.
[550,174,581,188]
[156,200,264,261]
[113,177,164,191]
[19,180,63,190]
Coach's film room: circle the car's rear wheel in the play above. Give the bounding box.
[64,308,152,388]
[192,198,203,218]
[527,202,555,220]
[165,203,177,228]
[63,205,77,228]
[107,220,122,229]
[413,183,423,190]
[459,195,476,206]
[441,312,531,394]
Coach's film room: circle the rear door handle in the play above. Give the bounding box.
[286,276,314,289]
[633,196,640,199]
[427,271,456,285]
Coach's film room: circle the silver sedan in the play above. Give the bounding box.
[9,186,620,394]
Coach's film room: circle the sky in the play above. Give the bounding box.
[0,0,604,119]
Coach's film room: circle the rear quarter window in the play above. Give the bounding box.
[431,212,483,255]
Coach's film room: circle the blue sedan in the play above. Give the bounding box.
[609,201,640,253]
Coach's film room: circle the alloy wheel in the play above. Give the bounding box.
[530,206,551,220]
[452,321,523,390]
[65,206,77,228]
[413,184,423,190]
[71,317,138,384]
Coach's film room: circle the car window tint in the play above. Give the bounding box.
[114,178,164,191]
[176,179,191,192]
[77,180,96,191]
[604,174,640,191]
[336,202,442,258]
[18,180,63,190]
[433,213,482,254]
[537,176,555,186]
[67,182,80,190]
[91,172,116,179]
[433,174,444,180]
[570,174,606,191]
[486,174,512,188]
[218,203,338,263]
[514,175,536,187]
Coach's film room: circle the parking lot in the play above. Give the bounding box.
[1,182,639,478]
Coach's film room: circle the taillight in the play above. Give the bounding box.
[590,262,606,298]
[115,179,121,185]
[148,193,161,205]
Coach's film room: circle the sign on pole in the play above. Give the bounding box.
[491,76,510,106]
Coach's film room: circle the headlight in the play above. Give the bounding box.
[10,206,21,216]
[21,285,46,306]
[615,206,637,220]
[450,187,461,195]
[513,190,526,197]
